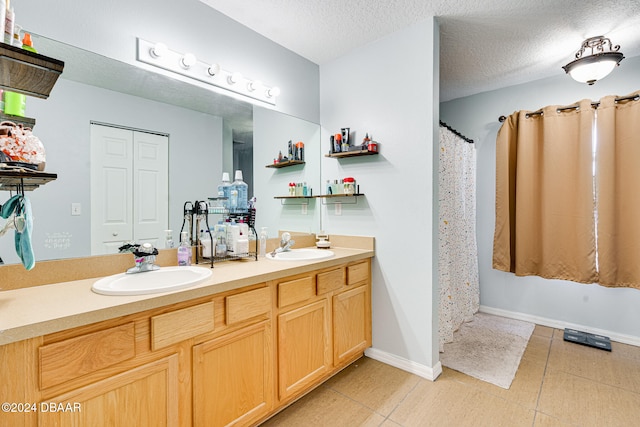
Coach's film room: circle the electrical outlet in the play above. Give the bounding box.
[301,204,308,215]
[71,203,82,216]
[335,202,342,216]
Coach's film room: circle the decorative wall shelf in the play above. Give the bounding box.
[0,113,36,129]
[0,42,65,99]
[265,160,305,169]
[316,193,364,205]
[273,195,315,205]
[0,169,57,191]
[273,193,364,205]
[325,150,378,159]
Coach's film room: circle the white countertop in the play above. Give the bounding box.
[0,247,373,346]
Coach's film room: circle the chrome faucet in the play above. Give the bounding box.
[120,242,160,274]
[270,232,295,256]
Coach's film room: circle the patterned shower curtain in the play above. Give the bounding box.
[438,125,479,352]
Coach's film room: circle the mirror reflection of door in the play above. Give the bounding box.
[90,123,169,255]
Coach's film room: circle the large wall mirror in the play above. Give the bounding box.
[0,34,321,266]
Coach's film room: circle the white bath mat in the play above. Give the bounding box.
[440,312,535,389]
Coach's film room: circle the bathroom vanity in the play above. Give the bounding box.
[0,243,373,426]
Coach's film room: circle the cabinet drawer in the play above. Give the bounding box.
[347,261,369,286]
[151,302,215,350]
[226,287,271,325]
[278,276,315,308]
[316,268,345,295]
[39,323,135,389]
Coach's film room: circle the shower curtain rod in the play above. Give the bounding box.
[440,120,474,143]
[497,94,640,123]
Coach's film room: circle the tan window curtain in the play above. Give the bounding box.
[493,100,597,283]
[596,91,640,289]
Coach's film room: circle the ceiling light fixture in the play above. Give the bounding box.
[562,36,624,85]
[136,38,281,105]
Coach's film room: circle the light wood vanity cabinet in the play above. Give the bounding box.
[0,258,371,427]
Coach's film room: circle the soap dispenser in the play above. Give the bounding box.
[177,231,192,266]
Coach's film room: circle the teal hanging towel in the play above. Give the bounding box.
[0,194,35,270]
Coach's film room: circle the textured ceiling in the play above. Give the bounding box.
[200,0,640,101]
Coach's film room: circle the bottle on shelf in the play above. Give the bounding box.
[215,223,227,257]
[177,231,192,266]
[231,170,248,212]
[216,172,232,210]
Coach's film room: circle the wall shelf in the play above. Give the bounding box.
[265,160,305,169]
[0,42,65,99]
[325,150,378,159]
[273,195,315,205]
[0,169,57,191]
[0,113,36,129]
[316,193,364,205]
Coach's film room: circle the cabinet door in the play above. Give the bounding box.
[333,284,371,365]
[278,299,331,400]
[39,355,179,427]
[193,321,273,427]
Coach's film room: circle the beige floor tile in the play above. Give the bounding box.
[325,357,421,416]
[522,334,552,364]
[547,337,640,393]
[380,419,403,427]
[533,325,555,339]
[538,368,640,427]
[261,386,385,427]
[389,376,535,427]
[533,412,577,426]
[443,354,545,409]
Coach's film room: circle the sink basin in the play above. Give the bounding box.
[92,266,213,296]
[266,248,334,261]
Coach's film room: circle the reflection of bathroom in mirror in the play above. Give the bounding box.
[0,34,320,266]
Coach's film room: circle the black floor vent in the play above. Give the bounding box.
[563,328,612,351]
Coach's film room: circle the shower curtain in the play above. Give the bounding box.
[438,125,479,352]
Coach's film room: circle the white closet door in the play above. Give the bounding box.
[90,125,134,255]
[91,124,169,255]
[132,131,168,248]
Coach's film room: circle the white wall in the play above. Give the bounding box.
[17,0,319,123]
[441,55,640,345]
[320,18,441,377]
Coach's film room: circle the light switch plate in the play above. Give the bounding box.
[335,202,342,216]
[71,203,81,216]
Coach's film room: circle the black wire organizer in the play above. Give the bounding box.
[200,198,258,267]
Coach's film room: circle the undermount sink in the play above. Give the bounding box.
[92,266,213,296]
[266,248,334,261]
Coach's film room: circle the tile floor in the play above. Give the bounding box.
[261,326,640,426]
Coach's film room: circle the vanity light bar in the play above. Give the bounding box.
[136,38,280,105]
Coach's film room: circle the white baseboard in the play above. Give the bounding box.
[364,347,442,381]
[479,305,640,347]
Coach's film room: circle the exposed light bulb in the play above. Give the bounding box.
[207,63,221,77]
[180,53,197,69]
[248,80,262,92]
[228,72,243,85]
[150,42,168,58]
[266,86,281,98]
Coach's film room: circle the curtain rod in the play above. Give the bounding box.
[439,120,474,143]
[498,94,640,123]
